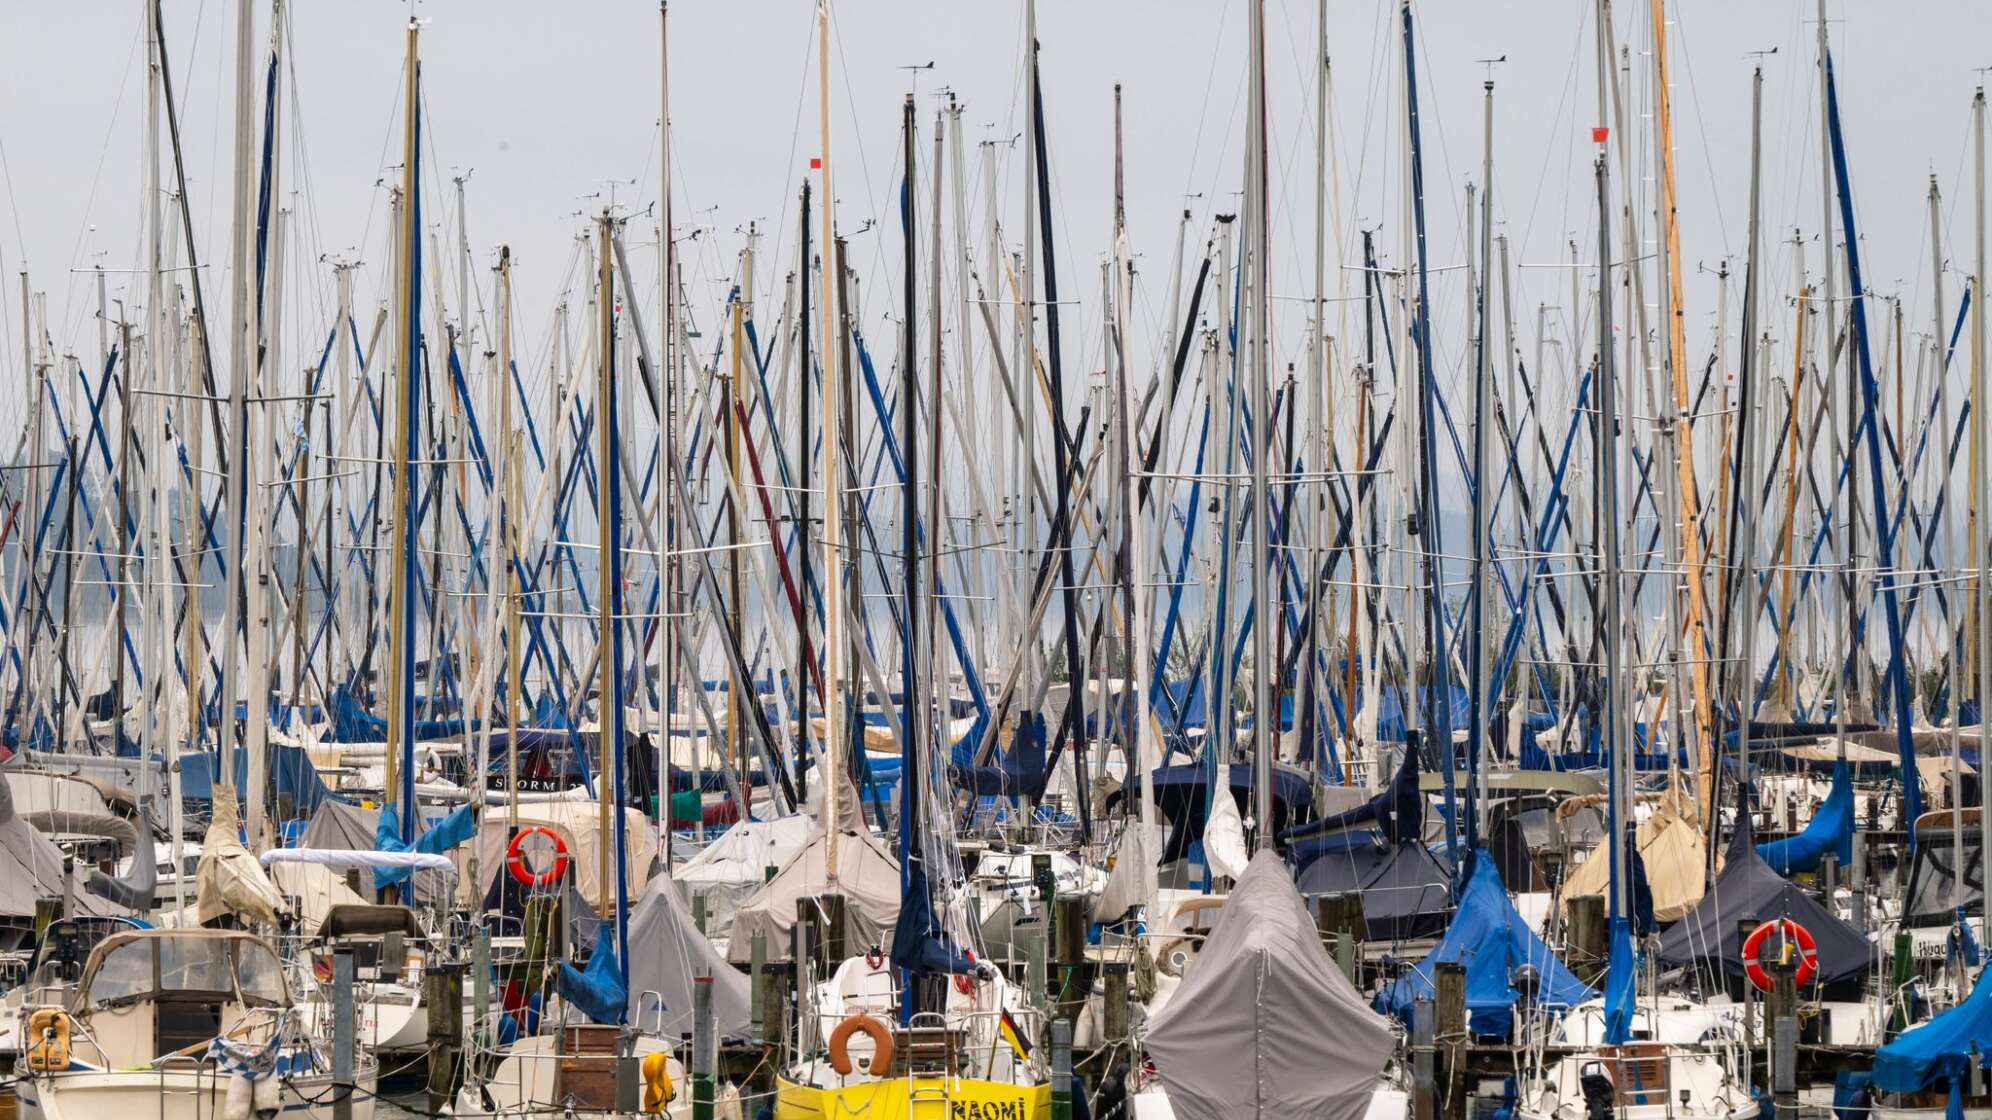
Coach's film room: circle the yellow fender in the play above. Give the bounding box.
[641,1050,675,1113]
[25,1007,70,1071]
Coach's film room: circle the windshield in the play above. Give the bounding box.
[87,936,290,1008]
[1905,836,1985,925]
[87,940,153,1006]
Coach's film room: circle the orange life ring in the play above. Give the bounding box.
[506,826,571,888]
[1742,918,1817,991]
[827,1013,894,1076]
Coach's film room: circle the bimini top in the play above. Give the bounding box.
[75,929,288,1013]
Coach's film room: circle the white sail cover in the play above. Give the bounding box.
[1146,849,1394,1120]
[725,826,900,963]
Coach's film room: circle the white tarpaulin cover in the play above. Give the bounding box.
[726,826,900,963]
[1145,850,1395,1120]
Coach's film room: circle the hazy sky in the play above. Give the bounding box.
[2,0,1988,440]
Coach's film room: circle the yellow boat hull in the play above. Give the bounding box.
[774,1073,1049,1120]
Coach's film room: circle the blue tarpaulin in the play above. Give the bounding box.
[1875,969,1992,1092]
[1757,762,1854,876]
[1379,850,1590,1034]
[177,743,331,818]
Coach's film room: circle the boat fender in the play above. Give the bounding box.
[505,825,572,888]
[641,1050,675,1112]
[224,1073,253,1120]
[254,1071,281,1113]
[25,1007,70,1071]
[1742,918,1817,991]
[827,1014,895,1076]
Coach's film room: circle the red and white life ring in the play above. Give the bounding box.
[1742,918,1817,991]
[505,826,571,888]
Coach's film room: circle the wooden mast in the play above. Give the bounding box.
[1649,0,1716,821]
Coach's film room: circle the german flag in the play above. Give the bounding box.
[998,1008,1033,1059]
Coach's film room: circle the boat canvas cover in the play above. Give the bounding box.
[455,802,658,912]
[196,788,288,926]
[1146,850,1395,1120]
[1380,849,1591,1034]
[1874,966,1992,1092]
[726,826,901,964]
[1655,809,1875,985]
[625,872,752,1039]
[1561,782,1706,922]
[1296,833,1453,942]
[0,768,112,917]
[1756,761,1854,876]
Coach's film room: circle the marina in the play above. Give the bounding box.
[3,2,1992,1118]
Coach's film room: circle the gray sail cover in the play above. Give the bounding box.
[624,873,752,1040]
[1146,850,1395,1120]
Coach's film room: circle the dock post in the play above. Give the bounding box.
[1435,961,1467,1120]
[1050,1019,1074,1120]
[1768,955,1798,1120]
[1102,961,1130,1045]
[471,922,490,1052]
[332,945,354,1120]
[425,961,465,1115]
[692,975,715,1120]
[1412,996,1436,1120]
[1566,895,1606,985]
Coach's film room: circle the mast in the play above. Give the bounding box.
[1470,74,1494,848]
[1730,65,1765,820]
[797,179,814,807]
[659,0,677,859]
[1650,0,1715,812]
[898,91,922,1023]
[1975,83,1989,922]
[817,0,844,877]
[216,0,257,806]
[1245,0,1273,847]
[596,209,633,974]
[385,19,423,843]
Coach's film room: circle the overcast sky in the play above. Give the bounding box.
[2,0,1988,441]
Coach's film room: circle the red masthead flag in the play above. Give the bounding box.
[810,157,823,169]
[1591,126,1609,144]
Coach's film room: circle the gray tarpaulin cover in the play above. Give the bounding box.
[726,826,901,964]
[0,770,112,918]
[624,872,751,1040]
[1146,849,1395,1120]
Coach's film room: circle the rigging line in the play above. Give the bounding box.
[54,18,147,351]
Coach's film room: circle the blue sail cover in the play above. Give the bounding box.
[1874,968,1992,1092]
[558,938,627,1025]
[1379,851,1590,1034]
[1757,762,1854,876]
[371,802,477,887]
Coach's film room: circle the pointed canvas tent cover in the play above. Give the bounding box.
[1655,807,1876,985]
[195,786,288,926]
[1874,966,1992,1092]
[1146,850,1396,1120]
[1380,850,1591,1035]
[1561,781,1706,923]
[624,872,752,1039]
[0,767,112,917]
[1757,761,1854,876]
[725,825,901,964]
